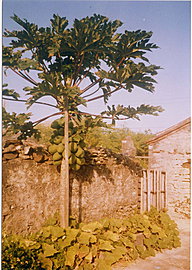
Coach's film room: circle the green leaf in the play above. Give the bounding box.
[65,244,79,267]
[96,259,112,270]
[23,240,41,250]
[78,232,92,245]
[90,234,97,244]
[150,224,161,234]
[42,243,58,257]
[103,231,120,242]
[78,245,90,259]
[65,228,80,240]
[41,226,51,238]
[49,226,65,241]
[136,244,145,255]
[38,253,53,270]
[91,245,98,258]
[58,228,79,248]
[84,251,93,263]
[143,238,152,248]
[98,239,114,251]
[99,218,110,229]
[104,253,118,265]
[103,246,127,266]
[81,221,103,233]
[121,237,134,248]
[2,84,20,100]
[83,263,94,270]
[128,247,138,260]
[143,228,151,238]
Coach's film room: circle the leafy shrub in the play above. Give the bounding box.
[2,208,181,270]
[2,234,44,269]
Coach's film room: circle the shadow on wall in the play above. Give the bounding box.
[56,150,143,223]
[57,164,115,223]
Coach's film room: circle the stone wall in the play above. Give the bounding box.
[148,123,191,218]
[2,147,141,234]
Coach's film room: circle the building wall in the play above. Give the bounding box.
[148,124,191,217]
[2,157,141,234]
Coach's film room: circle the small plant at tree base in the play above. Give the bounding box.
[2,208,181,270]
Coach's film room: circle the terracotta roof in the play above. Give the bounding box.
[148,117,191,144]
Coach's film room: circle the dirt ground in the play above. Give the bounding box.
[114,216,190,270]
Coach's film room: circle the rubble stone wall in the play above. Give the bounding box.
[148,124,191,218]
[2,141,141,234]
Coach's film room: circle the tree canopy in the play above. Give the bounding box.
[3,13,163,127]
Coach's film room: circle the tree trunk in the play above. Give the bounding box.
[60,98,69,227]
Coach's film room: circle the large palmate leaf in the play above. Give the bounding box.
[42,243,58,257]
[98,239,114,251]
[101,104,163,125]
[65,243,79,267]
[78,245,90,259]
[96,259,112,270]
[81,221,103,233]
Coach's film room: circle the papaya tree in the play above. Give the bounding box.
[3,14,163,227]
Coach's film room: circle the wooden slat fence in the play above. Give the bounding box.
[139,170,167,212]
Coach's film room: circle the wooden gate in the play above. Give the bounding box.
[139,170,167,212]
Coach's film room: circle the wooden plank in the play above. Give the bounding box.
[152,170,156,206]
[140,173,144,213]
[142,170,147,212]
[156,170,160,210]
[144,170,148,212]
[147,170,151,211]
[159,170,162,210]
[164,172,167,209]
[160,172,164,209]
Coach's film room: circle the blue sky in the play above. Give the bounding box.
[3,0,191,133]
